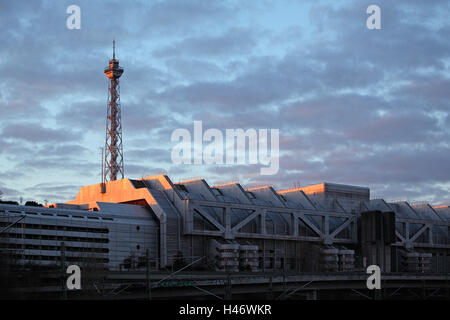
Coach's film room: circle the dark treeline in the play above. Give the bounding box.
[0,200,43,206]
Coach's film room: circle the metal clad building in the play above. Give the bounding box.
[0,202,158,271]
[1,175,449,274]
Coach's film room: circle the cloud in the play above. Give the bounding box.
[0,0,449,204]
[1,122,78,143]
[153,27,258,58]
[127,147,172,163]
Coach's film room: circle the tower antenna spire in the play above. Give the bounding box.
[113,39,115,60]
[103,40,124,182]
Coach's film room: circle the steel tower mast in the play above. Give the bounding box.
[104,40,124,182]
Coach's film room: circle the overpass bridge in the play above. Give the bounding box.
[11,271,450,300]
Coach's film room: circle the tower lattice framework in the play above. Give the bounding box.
[104,40,124,182]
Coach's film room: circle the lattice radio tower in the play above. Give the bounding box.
[103,40,124,182]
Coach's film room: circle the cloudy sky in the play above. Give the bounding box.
[0,0,449,204]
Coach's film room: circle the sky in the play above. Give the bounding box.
[0,0,449,205]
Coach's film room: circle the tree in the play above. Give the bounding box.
[25,201,43,207]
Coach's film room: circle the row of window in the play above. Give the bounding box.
[0,222,109,234]
[11,254,109,264]
[0,209,114,221]
[3,232,109,243]
[0,242,109,253]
